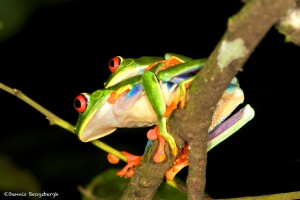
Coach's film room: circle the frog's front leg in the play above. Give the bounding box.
[141,71,178,162]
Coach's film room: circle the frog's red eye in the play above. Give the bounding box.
[74,94,88,113]
[108,56,121,73]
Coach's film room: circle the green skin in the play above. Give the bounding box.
[74,53,248,159]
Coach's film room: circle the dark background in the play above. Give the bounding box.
[1,0,299,199]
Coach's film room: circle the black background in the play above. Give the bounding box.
[1,0,299,199]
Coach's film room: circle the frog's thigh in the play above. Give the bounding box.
[141,71,166,116]
[141,71,177,156]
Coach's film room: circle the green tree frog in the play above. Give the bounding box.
[73,53,254,180]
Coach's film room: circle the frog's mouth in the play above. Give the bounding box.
[77,102,118,142]
[79,127,117,142]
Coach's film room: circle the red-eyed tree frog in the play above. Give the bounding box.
[73,53,254,180]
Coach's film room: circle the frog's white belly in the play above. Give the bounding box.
[113,93,158,127]
[79,82,178,142]
[112,82,178,128]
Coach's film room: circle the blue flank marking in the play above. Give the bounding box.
[144,140,153,152]
[166,82,174,89]
[225,83,238,93]
[126,84,142,98]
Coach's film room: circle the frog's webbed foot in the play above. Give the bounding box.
[107,151,142,179]
[147,126,166,162]
[165,144,189,181]
[147,124,178,163]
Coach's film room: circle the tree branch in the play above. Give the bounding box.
[177,0,294,199]
[0,82,128,163]
[277,0,300,45]
[120,139,185,200]
[121,0,294,199]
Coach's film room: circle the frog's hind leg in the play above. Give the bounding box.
[208,104,255,151]
[209,82,245,131]
[141,71,178,161]
[165,104,255,181]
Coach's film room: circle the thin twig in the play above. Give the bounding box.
[0,82,127,162]
[181,0,294,199]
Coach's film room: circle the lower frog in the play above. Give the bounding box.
[73,53,255,180]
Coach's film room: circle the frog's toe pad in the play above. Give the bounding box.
[153,133,166,162]
[114,151,142,179]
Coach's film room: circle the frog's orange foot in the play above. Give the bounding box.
[147,126,167,163]
[165,144,189,181]
[153,133,166,162]
[107,151,142,179]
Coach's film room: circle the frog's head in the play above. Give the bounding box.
[74,89,116,142]
[104,56,164,88]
